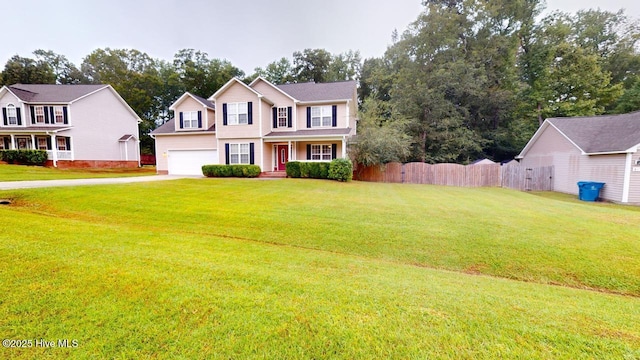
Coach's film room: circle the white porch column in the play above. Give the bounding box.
[341,136,347,158]
[288,140,291,163]
[10,134,15,149]
[31,134,36,149]
[137,138,141,167]
[50,134,57,167]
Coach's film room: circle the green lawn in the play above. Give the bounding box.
[0,164,156,181]
[1,179,639,358]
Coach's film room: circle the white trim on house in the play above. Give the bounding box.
[517,120,586,158]
[169,92,215,111]
[622,152,633,203]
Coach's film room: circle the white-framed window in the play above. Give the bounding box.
[227,102,248,125]
[7,104,18,125]
[37,137,48,150]
[311,144,332,161]
[182,111,199,128]
[16,137,31,150]
[35,106,45,123]
[311,106,332,127]
[54,106,64,123]
[229,143,250,164]
[278,107,288,127]
[57,137,68,151]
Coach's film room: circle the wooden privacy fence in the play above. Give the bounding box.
[354,162,554,191]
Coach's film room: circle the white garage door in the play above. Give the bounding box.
[168,149,218,175]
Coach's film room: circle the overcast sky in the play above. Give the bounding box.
[2,0,639,76]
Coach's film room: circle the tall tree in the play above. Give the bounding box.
[253,57,294,84]
[33,50,87,84]
[1,55,55,85]
[172,49,244,97]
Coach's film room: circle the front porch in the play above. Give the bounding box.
[0,130,73,167]
[262,130,351,172]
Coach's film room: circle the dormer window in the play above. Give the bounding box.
[7,104,17,125]
[182,111,199,129]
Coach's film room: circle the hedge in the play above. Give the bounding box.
[0,150,48,166]
[286,159,352,182]
[202,164,261,178]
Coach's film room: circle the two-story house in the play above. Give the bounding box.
[0,84,141,168]
[152,77,357,175]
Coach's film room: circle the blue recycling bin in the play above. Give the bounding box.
[577,181,605,201]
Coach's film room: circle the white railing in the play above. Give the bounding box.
[46,150,73,160]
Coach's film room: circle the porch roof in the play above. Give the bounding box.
[0,126,71,133]
[264,128,351,141]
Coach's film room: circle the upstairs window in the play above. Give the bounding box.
[227,102,248,125]
[7,104,17,125]
[278,107,288,127]
[54,106,65,123]
[311,106,332,127]
[182,111,199,129]
[34,106,45,123]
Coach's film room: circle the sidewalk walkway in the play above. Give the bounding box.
[0,175,194,190]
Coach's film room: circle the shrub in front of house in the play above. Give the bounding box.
[202,165,261,178]
[0,150,48,166]
[286,160,350,181]
[328,158,353,182]
[285,161,301,178]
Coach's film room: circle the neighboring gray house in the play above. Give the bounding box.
[0,84,141,168]
[517,112,640,203]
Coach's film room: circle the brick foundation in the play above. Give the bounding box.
[48,160,139,169]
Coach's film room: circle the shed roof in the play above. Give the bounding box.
[547,112,640,153]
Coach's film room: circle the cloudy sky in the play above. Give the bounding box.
[2,0,639,75]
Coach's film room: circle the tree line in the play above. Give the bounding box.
[1,0,639,163]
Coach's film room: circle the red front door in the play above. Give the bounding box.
[277,145,288,171]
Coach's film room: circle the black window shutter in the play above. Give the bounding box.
[66,138,71,151]
[249,142,255,165]
[2,108,6,125]
[306,107,311,128]
[3,137,9,149]
[225,143,230,164]
[272,107,277,128]
[198,111,202,128]
[46,137,52,150]
[16,108,22,126]
[332,105,337,127]
[30,106,35,124]
[332,144,337,159]
[44,106,50,124]
[223,104,228,125]
[49,107,55,123]
[306,144,311,160]
[179,112,184,128]
[287,107,292,128]
[248,102,253,125]
[62,107,68,124]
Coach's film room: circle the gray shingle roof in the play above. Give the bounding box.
[191,94,215,109]
[7,84,108,103]
[276,81,356,102]
[548,111,640,153]
[151,118,215,135]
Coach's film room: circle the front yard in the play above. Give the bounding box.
[0,164,156,181]
[1,179,638,358]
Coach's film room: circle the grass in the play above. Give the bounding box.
[0,164,156,181]
[1,179,639,358]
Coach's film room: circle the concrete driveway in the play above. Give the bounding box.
[0,175,194,190]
